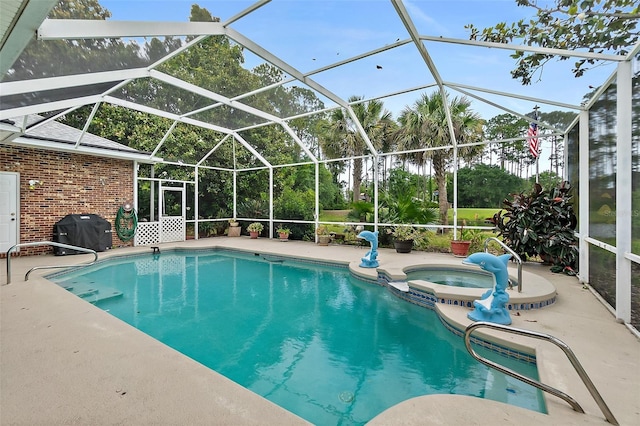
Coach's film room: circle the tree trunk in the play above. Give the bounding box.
[352,157,363,203]
[433,153,448,226]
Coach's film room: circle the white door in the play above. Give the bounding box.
[160,186,185,218]
[0,173,19,252]
[159,185,186,242]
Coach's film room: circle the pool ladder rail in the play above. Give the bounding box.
[5,241,98,285]
[464,321,619,425]
[483,237,522,293]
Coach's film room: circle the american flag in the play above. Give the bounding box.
[528,121,539,158]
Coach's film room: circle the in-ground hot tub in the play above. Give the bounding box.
[405,267,496,289]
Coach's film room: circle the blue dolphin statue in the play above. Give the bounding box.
[357,230,379,268]
[464,252,512,325]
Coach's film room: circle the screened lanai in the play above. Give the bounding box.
[0,0,638,330]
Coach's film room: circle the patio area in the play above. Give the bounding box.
[1,238,638,425]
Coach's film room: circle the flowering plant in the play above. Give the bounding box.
[247,222,264,233]
[389,226,420,241]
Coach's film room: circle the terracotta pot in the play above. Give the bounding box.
[450,240,471,257]
[317,235,331,246]
[279,232,289,241]
[249,231,259,239]
[394,239,413,253]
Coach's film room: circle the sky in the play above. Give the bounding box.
[99,0,617,116]
[97,0,621,173]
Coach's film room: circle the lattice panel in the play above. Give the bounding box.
[134,253,185,276]
[134,256,159,275]
[161,217,185,243]
[159,255,186,276]
[135,222,161,246]
[134,218,185,246]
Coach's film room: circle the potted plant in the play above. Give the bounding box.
[452,227,485,257]
[247,222,264,239]
[277,226,290,241]
[316,225,331,246]
[227,218,241,237]
[450,220,472,257]
[389,226,420,253]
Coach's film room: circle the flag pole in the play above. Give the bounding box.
[536,149,540,183]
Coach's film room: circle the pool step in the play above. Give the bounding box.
[388,281,409,292]
[483,369,534,408]
[61,283,123,303]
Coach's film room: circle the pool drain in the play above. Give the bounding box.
[339,391,354,403]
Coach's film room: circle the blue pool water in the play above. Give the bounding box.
[405,268,495,288]
[51,250,545,425]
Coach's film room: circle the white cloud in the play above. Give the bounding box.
[403,0,451,36]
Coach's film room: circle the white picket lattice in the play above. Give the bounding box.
[161,217,185,243]
[134,217,185,246]
[135,222,161,246]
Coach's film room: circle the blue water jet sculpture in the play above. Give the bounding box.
[357,230,379,268]
[464,252,512,325]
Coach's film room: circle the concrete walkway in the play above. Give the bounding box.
[1,238,639,425]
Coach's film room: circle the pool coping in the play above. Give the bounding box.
[2,238,639,425]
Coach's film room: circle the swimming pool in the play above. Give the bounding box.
[50,250,545,425]
[405,267,495,288]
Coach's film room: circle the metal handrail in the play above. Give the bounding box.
[484,237,522,292]
[464,322,618,425]
[5,241,98,285]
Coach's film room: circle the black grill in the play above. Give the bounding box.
[52,214,112,255]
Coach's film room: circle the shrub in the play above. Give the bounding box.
[494,181,578,273]
[347,201,374,222]
[379,191,438,225]
[274,188,315,239]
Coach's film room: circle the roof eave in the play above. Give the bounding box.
[6,135,163,164]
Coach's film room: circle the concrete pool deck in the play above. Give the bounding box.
[1,237,639,425]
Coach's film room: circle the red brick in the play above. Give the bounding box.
[1,146,134,256]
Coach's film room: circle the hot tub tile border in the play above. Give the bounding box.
[378,272,556,311]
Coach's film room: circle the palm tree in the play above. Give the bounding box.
[396,92,483,226]
[318,96,396,203]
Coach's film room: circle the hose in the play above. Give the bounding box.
[115,205,138,242]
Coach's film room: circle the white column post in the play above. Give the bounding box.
[182,183,187,241]
[452,147,458,239]
[133,161,138,211]
[232,140,237,219]
[578,110,590,284]
[269,167,274,239]
[373,155,379,232]
[616,60,632,323]
[150,165,155,222]
[194,166,199,240]
[315,161,320,240]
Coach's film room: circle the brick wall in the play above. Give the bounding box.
[1,145,134,256]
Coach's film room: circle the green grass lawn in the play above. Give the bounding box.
[320,208,501,226]
[447,208,500,225]
[319,210,351,222]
